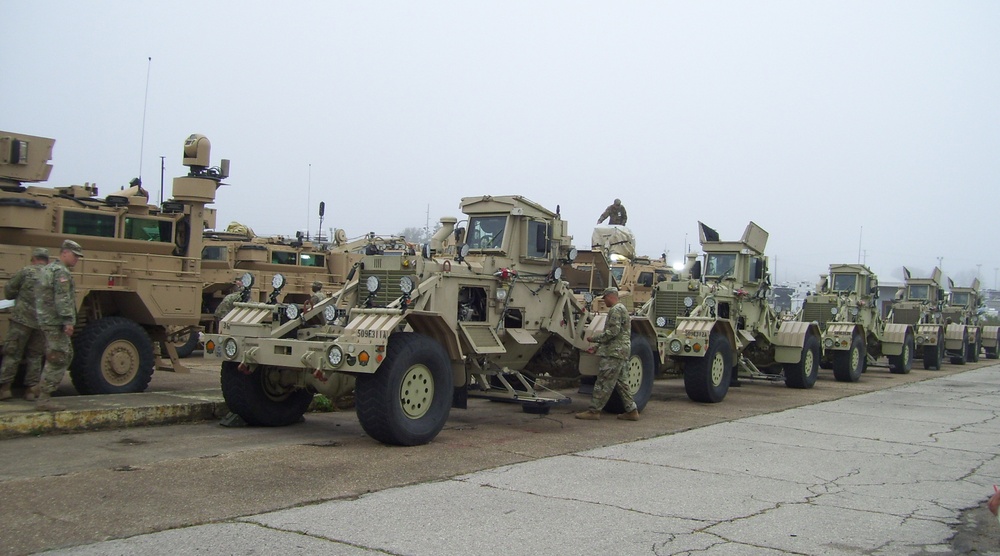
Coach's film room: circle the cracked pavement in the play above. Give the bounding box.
[47,366,1000,556]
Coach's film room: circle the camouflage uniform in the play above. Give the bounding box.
[0,263,46,388]
[215,292,242,320]
[36,259,77,394]
[310,281,326,306]
[588,301,636,412]
[597,200,628,226]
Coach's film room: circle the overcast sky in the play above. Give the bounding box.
[6,1,999,286]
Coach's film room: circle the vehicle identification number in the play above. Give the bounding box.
[357,329,390,339]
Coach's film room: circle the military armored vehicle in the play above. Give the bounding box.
[0,130,228,394]
[887,268,952,369]
[205,195,658,446]
[659,222,822,403]
[800,264,914,381]
[943,278,983,363]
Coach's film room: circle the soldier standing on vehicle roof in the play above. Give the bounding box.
[214,275,245,321]
[34,240,84,412]
[309,281,326,306]
[0,248,51,402]
[576,287,639,421]
[597,198,628,226]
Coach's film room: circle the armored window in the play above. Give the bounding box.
[655,270,669,283]
[951,292,969,306]
[61,210,116,238]
[747,257,765,282]
[637,272,654,287]
[908,285,929,300]
[832,274,858,292]
[706,254,737,278]
[202,245,228,261]
[467,216,506,250]
[271,251,297,265]
[610,266,625,282]
[300,253,325,267]
[124,217,172,242]
[525,220,549,259]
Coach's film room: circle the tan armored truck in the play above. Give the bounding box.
[205,195,658,446]
[801,264,914,381]
[0,130,228,394]
[660,222,822,403]
[887,268,951,369]
[943,278,984,363]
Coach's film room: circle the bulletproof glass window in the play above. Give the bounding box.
[908,285,929,300]
[202,245,228,261]
[610,266,625,282]
[706,253,736,278]
[832,274,858,292]
[655,270,670,283]
[299,253,325,267]
[271,251,297,265]
[526,220,548,258]
[951,292,970,307]
[637,272,654,287]
[61,210,115,238]
[748,257,765,282]
[467,216,507,250]
[124,216,173,242]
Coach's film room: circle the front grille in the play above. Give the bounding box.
[653,290,690,329]
[802,302,834,325]
[359,269,408,307]
[891,308,921,325]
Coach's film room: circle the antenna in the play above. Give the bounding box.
[857,225,863,264]
[306,163,311,240]
[139,56,152,182]
[158,155,165,205]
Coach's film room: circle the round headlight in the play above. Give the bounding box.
[284,304,300,320]
[496,288,507,301]
[656,316,667,328]
[272,273,286,290]
[223,338,239,360]
[916,335,926,344]
[326,345,344,367]
[566,248,578,262]
[831,307,838,315]
[824,338,834,349]
[366,275,380,293]
[323,305,337,323]
[240,272,254,289]
[583,292,594,303]
[399,276,415,294]
[705,297,717,308]
[850,307,859,316]
[683,296,694,308]
[669,339,683,353]
[552,267,563,281]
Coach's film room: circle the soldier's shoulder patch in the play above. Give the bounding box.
[59,276,68,283]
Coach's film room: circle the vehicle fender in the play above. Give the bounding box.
[982,325,1000,348]
[774,320,819,364]
[824,322,858,352]
[880,323,911,356]
[944,323,968,349]
[401,310,465,386]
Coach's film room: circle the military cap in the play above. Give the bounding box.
[61,239,84,257]
[602,287,619,296]
[31,247,50,259]
[311,281,323,290]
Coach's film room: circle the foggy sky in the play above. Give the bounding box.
[5,1,999,287]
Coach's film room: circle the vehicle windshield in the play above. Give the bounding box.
[467,216,507,250]
[908,285,929,300]
[951,292,970,306]
[832,274,858,292]
[610,266,625,282]
[705,253,736,278]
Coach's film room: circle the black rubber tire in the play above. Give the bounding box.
[888,333,914,374]
[683,332,732,403]
[604,334,655,414]
[923,336,943,370]
[172,328,201,358]
[951,331,969,365]
[967,333,981,363]
[220,361,313,426]
[832,334,865,383]
[784,335,820,389]
[355,333,453,446]
[71,317,155,394]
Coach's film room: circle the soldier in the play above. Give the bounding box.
[0,248,51,401]
[214,275,245,321]
[34,240,84,411]
[309,281,326,306]
[597,198,628,226]
[576,287,639,421]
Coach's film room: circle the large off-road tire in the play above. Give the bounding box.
[683,332,732,403]
[832,334,865,383]
[923,335,943,370]
[220,361,313,426]
[888,333,914,374]
[355,333,453,446]
[71,317,155,394]
[784,334,820,389]
[169,326,201,358]
[950,331,969,365]
[967,333,981,363]
[604,334,656,413]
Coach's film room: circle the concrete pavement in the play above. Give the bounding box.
[47,366,1000,555]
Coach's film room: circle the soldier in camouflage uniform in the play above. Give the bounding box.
[0,248,51,401]
[597,198,628,226]
[576,287,639,421]
[214,275,245,321]
[309,281,326,306]
[34,240,84,411]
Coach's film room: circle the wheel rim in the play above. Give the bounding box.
[803,349,815,376]
[399,364,434,419]
[101,339,140,386]
[710,352,725,386]
[261,366,293,402]
[903,344,911,365]
[624,355,643,395]
[851,346,860,371]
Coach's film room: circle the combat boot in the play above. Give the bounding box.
[23,385,40,402]
[35,392,65,412]
[617,409,640,421]
[575,409,600,420]
[0,383,11,401]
